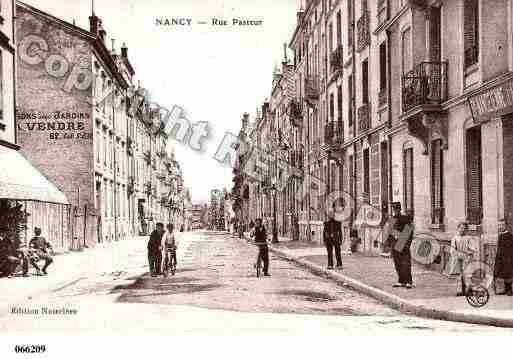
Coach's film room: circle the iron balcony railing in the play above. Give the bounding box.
[324,121,344,145]
[357,103,371,133]
[330,45,343,73]
[402,61,448,113]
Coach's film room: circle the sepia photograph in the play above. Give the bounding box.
[1,0,513,356]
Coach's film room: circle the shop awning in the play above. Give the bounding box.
[0,146,69,205]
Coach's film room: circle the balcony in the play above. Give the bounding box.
[402,61,447,113]
[330,45,343,74]
[357,104,371,134]
[304,75,320,103]
[289,99,302,127]
[324,121,344,146]
[357,10,370,52]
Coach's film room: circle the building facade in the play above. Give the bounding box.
[15,2,188,247]
[233,0,513,271]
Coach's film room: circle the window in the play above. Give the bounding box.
[336,11,342,46]
[380,142,389,212]
[362,59,369,104]
[363,148,370,196]
[348,74,353,127]
[355,143,362,201]
[466,127,482,224]
[103,134,108,166]
[403,147,414,216]
[347,0,353,48]
[431,139,444,224]
[379,42,387,91]
[329,93,334,122]
[96,130,101,163]
[337,85,342,122]
[370,142,380,205]
[349,155,355,202]
[464,0,479,68]
[328,23,333,55]
[402,28,412,74]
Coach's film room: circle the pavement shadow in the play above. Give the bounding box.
[110,273,223,303]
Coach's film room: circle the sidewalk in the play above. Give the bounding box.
[264,236,513,327]
[0,236,149,317]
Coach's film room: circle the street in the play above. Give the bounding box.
[0,231,508,334]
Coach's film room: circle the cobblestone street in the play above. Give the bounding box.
[0,231,509,334]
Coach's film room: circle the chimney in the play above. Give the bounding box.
[121,42,128,58]
[89,14,100,36]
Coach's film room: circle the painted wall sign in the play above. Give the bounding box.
[468,77,513,122]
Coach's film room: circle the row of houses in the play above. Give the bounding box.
[232,0,513,271]
[0,1,190,251]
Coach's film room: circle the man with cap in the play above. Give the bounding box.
[323,210,343,270]
[386,202,414,288]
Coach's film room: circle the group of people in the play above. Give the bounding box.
[147,222,178,277]
[0,227,54,278]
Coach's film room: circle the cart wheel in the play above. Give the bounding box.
[466,285,490,308]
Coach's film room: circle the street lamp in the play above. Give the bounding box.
[270,182,278,243]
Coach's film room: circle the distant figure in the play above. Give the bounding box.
[386,202,414,289]
[148,223,164,277]
[29,227,54,275]
[162,223,178,274]
[494,218,513,296]
[323,210,343,270]
[252,218,270,276]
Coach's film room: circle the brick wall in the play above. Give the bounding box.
[16,9,96,246]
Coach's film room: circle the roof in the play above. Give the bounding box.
[0,146,69,204]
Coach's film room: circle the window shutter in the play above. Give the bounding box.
[403,148,414,214]
[362,59,369,104]
[379,42,387,90]
[431,139,444,224]
[466,127,482,224]
[430,7,441,62]
[463,0,479,67]
[355,143,362,201]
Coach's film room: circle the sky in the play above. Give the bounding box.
[26,0,299,203]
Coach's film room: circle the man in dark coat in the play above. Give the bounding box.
[323,210,343,269]
[148,223,164,276]
[387,202,414,288]
[494,221,513,296]
[252,218,270,276]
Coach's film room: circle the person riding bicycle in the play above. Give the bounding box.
[161,223,178,274]
[251,218,270,277]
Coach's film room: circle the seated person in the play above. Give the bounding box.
[29,227,54,275]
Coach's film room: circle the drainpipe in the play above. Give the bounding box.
[112,89,118,242]
[386,28,393,219]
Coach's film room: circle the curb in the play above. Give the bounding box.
[268,245,513,328]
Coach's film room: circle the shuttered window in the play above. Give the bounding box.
[380,142,389,212]
[379,42,387,91]
[356,143,362,202]
[403,148,414,216]
[363,148,370,196]
[370,143,380,206]
[349,154,355,203]
[430,7,441,62]
[466,127,482,224]
[402,28,412,74]
[347,0,353,48]
[348,74,353,127]
[362,59,369,104]
[336,11,342,46]
[464,0,479,68]
[337,85,342,121]
[431,139,444,224]
[329,93,334,122]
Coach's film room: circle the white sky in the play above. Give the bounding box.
[26,0,298,203]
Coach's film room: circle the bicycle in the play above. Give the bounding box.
[162,247,177,277]
[252,242,269,278]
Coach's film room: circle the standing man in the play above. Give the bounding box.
[148,222,164,277]
[29,227,54,275]
[323,210,343,270]
[386,202,414,288]
[494,217,513,296]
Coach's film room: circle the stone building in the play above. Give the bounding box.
[15,2,186,246]
[0,0,69,250]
